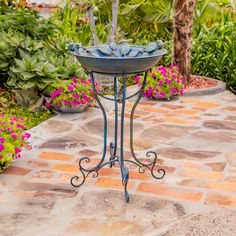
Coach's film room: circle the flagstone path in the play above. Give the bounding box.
[1,90,236,235]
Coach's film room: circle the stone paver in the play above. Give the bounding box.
[1,90,236,235]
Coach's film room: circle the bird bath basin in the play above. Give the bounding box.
[68,41,167,75]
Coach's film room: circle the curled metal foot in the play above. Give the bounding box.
[71,157,119,188]
[70,168,98,188]
[146,151,166,180]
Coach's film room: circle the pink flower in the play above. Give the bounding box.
[72,100,79,106]
[63,100,70,105]
[16,124,24,130]
[157,66,165,71]
[151,73,156,78]
[72,82,77,88]
[16,153,21,159]
[159,92,166,98]
[15,147,21,154]
[72,76,77,82]
[54,103,60,108]
[10,115,18,121]
[80,79,85,84]
[12,134,17,140]
[148,86,153,92]
[179,89,184,95]
[45,102,51,109]
[67,86,74,91]
[0,155,2,159]
[0,144,4,152]
[73,93,79,99]
[172,74,177,79]
[135,76,141,83]
[158,80,163,86]
[182,76,185,83]
[24,133,31,139]
[85,97,90,103]
[50,90,61,99]
[165,79,172,84]
[143,92,148,97]
[0,137,4,143]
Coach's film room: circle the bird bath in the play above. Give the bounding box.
[69,41,167,202]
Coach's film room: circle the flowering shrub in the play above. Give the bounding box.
[135,65,185,99]
[45,76,98,110]
[0,114,31,172]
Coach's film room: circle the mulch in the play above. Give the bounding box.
[186,76,218,90]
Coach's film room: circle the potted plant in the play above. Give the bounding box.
[45,76,98,113]
[135,65,185,100]
[0,114,31,172]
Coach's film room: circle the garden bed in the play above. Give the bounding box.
[184,75,226,96]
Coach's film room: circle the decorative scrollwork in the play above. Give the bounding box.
[138,166,146,173]
[70,165,100,188]
[151,167,165,180]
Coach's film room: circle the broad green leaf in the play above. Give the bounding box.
[20,72,36,80]
[6,77,17,87]
[21,80,37,90]
[14,58,26,70]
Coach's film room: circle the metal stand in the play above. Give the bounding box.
[70,69,165,202]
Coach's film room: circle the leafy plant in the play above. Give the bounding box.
[0,6,57,39]
[191,21,236,93]
[45,75,98,110]
[0,113,31,172]
[8,50,57,90]
[119,0,173,43]
[135,65,185,99]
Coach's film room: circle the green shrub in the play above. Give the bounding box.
[0,6,57,39]
[0,6,83,92]
[191,21,236,93]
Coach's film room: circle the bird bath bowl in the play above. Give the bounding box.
[69,42,167,75]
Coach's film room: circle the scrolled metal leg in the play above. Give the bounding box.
[119,76,131,202]
[70,72,108,187]
[130,71,166,180]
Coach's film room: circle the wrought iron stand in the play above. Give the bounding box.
[70,69,165,202]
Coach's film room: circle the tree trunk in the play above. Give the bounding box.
[172,0,196,80]
[107,0,119,43]
[87,6,100,46]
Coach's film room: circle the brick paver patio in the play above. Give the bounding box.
[1,90,236,235]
